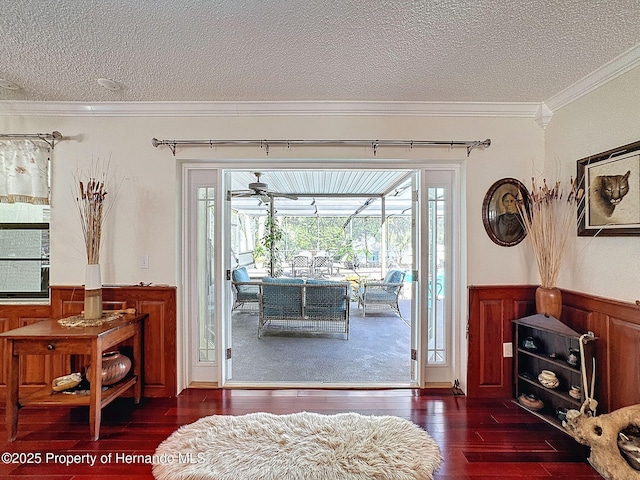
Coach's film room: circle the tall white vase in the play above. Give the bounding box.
[84,264,103,320]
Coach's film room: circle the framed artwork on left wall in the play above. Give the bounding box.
[482,177,528,247]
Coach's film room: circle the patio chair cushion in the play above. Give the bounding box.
[383,269,405,288]
[305,279,348,317]
[358,270,405,296]
[235,287,260,301]
[357,270,405,306]
[261,277,305,317]
[232,267,250,282]
[232,267,259,298]
[263,277,305,285]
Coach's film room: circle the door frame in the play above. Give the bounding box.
[419,166,467,387]
[179,160,466,390]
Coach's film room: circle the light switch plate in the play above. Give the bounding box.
[503,342,513,358]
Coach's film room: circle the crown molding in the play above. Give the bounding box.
[545,43,640,112]
[3,41,637,118]
[0,100,540,118]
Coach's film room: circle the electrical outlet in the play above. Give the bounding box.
[140,255,149,269]
[503,342,513,358]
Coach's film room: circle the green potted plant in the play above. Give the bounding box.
[261,205,284,276]
[253,242,266,269]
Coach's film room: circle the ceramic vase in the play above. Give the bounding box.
[538,369,560,389]
[84,264,102,320]
[535,286,562,319]
[86,351,132,386]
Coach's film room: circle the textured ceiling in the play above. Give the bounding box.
[1,1,639,104]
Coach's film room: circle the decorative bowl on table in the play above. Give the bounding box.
[538,369,560,389]
[518,393,544,411]
[86,351,132,386]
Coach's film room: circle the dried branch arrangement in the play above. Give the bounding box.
[74,165,111,265]
[517,177,584,288]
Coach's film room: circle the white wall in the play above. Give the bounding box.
[545,65,640,303]
[1,113,543,290]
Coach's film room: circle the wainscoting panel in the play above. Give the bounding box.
[467,286,537,398]
[0,304,58,397]
[0,290,176,400]
[0,316,9,387]
[608,318,640,410]
[468,286,640,413]
[50,285,177,398]
[137,298,176,393]
[478,299,504,387]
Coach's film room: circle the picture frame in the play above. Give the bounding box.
[482,177,528,247]
[577,140,640,236]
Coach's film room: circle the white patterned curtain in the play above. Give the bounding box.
[0,140,50,205]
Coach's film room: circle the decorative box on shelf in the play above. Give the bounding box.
[513,314,596,431]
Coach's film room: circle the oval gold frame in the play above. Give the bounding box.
[482,177,529,247]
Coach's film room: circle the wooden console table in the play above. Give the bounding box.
[0,313,147,441]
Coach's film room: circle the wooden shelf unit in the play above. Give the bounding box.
[513,313,596,430]
[20,376,138,408]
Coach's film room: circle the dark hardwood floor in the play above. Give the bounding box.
[0,388,601,479]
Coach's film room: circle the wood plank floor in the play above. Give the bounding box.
[0,388,601,479]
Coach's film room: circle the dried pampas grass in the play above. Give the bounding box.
[73,161,115,265]
[517,177,583,288]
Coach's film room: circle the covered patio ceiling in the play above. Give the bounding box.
[229,169,414,217]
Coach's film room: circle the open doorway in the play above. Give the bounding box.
[182,164,459,388]
[227,169,416,384]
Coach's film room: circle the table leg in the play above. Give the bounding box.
[133,321,143,404]
[88,343,103,441]
[6,342,19,442]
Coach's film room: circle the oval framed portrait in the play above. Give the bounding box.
[482,178,529,247]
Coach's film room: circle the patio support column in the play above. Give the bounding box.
[381,197,387,272]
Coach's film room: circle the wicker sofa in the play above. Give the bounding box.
[258,277,351,339]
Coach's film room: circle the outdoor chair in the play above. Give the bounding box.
[312,251,332,277]
[231,267,261,310]
[291,251,313,277]
[356,269,406,319]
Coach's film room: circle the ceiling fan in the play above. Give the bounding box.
[230,172,298,202]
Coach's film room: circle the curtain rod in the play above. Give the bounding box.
[0,131,63,149]
[151,137,491,157]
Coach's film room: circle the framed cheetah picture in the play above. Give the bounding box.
[577,140,640,236]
